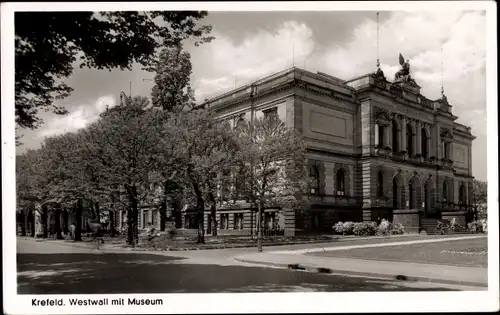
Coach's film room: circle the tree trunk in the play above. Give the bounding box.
[126,185,139,247]
[74,200,83,242]
[54,204,64,240]
[95,201,100,222]
[41,204,48,238]
[160,199,167,231]
[208,192,218,236]
[20,210,27,236]
[30,209,35,237]
[108,209,116,237]
[257,201,263,252]
[62,209,69,234]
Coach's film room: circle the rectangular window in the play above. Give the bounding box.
[220,214,229,229]
[151,210,157,228]
[142,211,148,229]
[233,213,244,229]
[263,107,278,121]
[443,142,451,160]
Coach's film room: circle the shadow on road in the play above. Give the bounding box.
[17,253,457,294]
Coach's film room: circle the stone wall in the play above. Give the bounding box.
[393,209,420,234]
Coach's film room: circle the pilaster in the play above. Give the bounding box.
[401,116,407,153]
[416,121,422,155]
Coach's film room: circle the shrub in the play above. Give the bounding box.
[376,219,392,236]
[353,222,377,236]
[449,217,457,232]
[468,220,486,234]
[391,222,405,235]
[333,222,344,235]
[342,221,355,235]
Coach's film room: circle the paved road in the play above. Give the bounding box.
[16,238,476,294]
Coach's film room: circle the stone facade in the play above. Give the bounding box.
[193,67,476,235]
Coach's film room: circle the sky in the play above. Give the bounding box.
[15,10,488,181]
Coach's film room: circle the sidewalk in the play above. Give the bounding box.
[234,252,488,288]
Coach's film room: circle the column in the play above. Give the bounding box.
[374,123,379,147]
[401,117,407,153]
[435,124,441,159]
[448,142,454,161]
[416,121,422,155]
[140,209,144,229]
[324,162,334,195]
[464,184,469,205]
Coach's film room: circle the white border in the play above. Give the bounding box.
[2,1,498,314]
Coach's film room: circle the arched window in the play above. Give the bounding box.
[235,116,245,130]
[442,180,449,203]
[377,171,384,197]
[336,169,346,196]
[409,179,416,209]
[310,165,320,195]
[392,120,399,152]
[421,128,428,158]
[375,123,385,148]
[392,177,400,209]
[459,184,466,205]
[406,124,413,156]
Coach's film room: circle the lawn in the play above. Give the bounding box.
[308,237,488,268]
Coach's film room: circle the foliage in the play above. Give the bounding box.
[151,45,195,112]
[15,11,213,129]
[333,220,404,236]
[376,219,392,236]
[468,220,486,234]
[390,222,405,235]
[472,179,487,219]
[164,109,240,242]
[235,116,310,213]
[352,222,378,236]
[79,96,165,245]
[449,217,457,232]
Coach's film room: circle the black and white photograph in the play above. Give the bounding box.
[2,1,498,314]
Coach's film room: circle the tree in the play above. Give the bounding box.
[236,116,310,251]
[472,179,487,220]
[82,96,163,246]
[166,109,239,243]
[151,45,195,112]
[15,11,214,130]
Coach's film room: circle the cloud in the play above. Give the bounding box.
[38,95,116,138]
[190,21,315,100]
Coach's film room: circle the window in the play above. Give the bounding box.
[310,165,320,195]
[459,184,466,205]
[406,124,413,156]
[375,124,385,148]
[378,125,385,147]
[392,120,399,152]
[377,171,384,197]
[235,116,245,130]
[263,107,278,121]
[151,210,157,228]
[142,210,149,229]
[336,169,346,196]
[220,213,229,229]
[442,181,449,202]
[233,213,244,229]
[421,128,428,158]
[409,180,415,209]
[443,142,451,160]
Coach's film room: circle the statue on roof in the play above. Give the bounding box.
[394,53,416,85]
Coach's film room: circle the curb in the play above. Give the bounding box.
[233,256,488,288]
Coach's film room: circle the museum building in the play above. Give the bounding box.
[168,58,476,236]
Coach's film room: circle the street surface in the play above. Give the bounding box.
[16,238,479,294]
